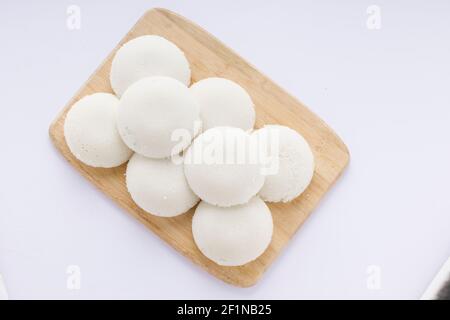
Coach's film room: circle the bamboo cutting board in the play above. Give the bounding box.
[49,8,349,287]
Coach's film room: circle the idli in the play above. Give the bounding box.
[184,127,265,207]
[190,77,255,131]
[110,35,191,96]
[253,125,314,202]
[192,197,273,266]
[126,153,199,217]
[64,93,132,168]
[117,76,200,159]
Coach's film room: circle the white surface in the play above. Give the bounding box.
[118,76,199,158]
[110,35,191,96]
[64,93,132,168]
[184,127,265,207]
[253,125,315,203]
[0,0,449,299]
[0,275,8,300]
[192,197,273,267]
[190,77,255,131]
[126,154,199,217]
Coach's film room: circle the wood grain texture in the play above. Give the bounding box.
[49,8,349,287]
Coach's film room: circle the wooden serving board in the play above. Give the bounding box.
[49,8,349,287]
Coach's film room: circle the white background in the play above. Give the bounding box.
[0,0,449,299]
